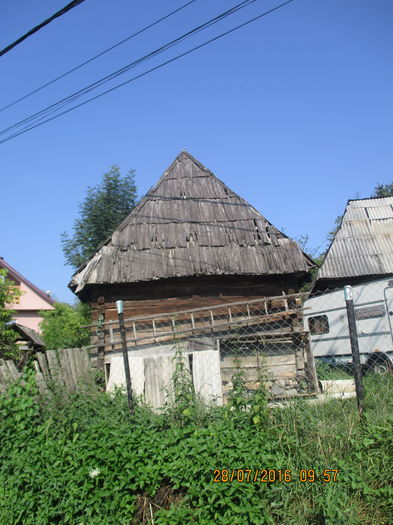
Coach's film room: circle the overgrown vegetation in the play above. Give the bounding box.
[316,361,353,380]
[40,301,91,350]
[0,268,22,359]
[0,366,392,524]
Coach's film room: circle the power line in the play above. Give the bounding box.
[0,0,256,134]
[0,0,198,113]
[0,0,87,58]
[1,0,291,143]
[0,0,294,145]
[0,0,257,137]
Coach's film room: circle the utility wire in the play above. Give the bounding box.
[0,0,257,137]
[0,0,294,145]
[0,0,87,58]
[0,0,198,113]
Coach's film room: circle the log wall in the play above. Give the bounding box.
[87,274,300,328]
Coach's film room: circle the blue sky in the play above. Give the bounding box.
[1,0,392,303]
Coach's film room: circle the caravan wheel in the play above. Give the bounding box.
[366,353,392,375]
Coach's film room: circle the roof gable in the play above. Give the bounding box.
[70,151,313,293]
[0,257,55,306]
[316,197,393,282]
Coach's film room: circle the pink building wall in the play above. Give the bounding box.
[9,281,54,333]
[1,258,54,334]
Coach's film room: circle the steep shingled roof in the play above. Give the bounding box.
[316,197,393,284]
[70,151,313,294]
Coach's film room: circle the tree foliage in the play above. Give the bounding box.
[326,214,343,245]
[373,182,393,197]
[0,269,21,357]
[40,302,91,350]
[61,165,138,269]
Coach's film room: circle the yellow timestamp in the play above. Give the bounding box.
[213,469,339,483]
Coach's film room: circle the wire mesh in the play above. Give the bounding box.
[88,278,393,417]
[91,293,313,408]
[304,278,393,417]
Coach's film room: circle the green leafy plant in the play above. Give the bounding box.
[316,361,353,380]
[164,347,198,425]
[0,363,391,524]
[40,301,91,349]
[0,268,22,358]
[226,359,249,413]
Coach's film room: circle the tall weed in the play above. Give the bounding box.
[0,366,391,524]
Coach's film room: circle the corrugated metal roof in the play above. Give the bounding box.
[317,197,393,281]
[349,197,393,208]
[70,151,314,294]
[367,205,393,219]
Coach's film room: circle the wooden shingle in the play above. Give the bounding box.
[70,151,313,293]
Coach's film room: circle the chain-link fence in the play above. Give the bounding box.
[303,277,393,418]
[305,279,393,376]
[86,277,393,417]
[94,294,317,408]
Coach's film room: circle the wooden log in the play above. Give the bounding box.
[46,350,64,386]
[86,290,305,328]
[221,355,259,368]
[4,360,20,382]
[58,349,74,389]
[264,364,296,379]
[67,348,80,387]
[36,352,50,381]
[220,367,261,382]
[70,347,83,378]
[80,347,91,373]
[97,315,304,352]
[72,347,86,378]
[304,334,320,393]
[0,360,6,385]
[34,360,48,395]
[0,360,11,383]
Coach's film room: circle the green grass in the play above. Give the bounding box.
[0,369,392,524]
[316,361,353,380]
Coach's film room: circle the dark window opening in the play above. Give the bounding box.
[309,315,329,335]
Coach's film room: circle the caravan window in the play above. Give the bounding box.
[355,304,385,320]
[308,315,329,335]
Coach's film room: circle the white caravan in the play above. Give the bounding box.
[304,277,393,373]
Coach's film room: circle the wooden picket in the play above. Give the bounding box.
[0,347,92,394]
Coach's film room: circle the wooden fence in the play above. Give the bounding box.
[0,347,92,394]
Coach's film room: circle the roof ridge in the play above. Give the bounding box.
[348,196,393,203]
[69,151,313,292]
[0,257,55,305]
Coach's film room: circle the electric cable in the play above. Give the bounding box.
[0,0,198,113]
[0,0,294,144]
[0,0,87,58]
[0,0,257,137]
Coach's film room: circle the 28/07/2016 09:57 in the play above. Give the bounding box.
[213,469,340,483]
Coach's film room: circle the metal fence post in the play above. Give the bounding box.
[116,300,133,414]
[344,286,364,418]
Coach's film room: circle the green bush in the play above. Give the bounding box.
[0,268,21,358]
[0,369,391,524]
[40,302,91,350]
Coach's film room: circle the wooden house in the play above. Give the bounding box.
[70,152,316,402]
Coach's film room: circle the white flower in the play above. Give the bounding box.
[88,468,101,479]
